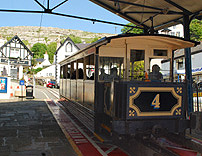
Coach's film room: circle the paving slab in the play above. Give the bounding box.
[0,99,77,156]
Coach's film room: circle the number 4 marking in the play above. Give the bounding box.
[151,94,160,109]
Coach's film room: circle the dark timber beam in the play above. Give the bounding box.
[92,0,150,29]
[0,9,137,28]
[125,11,183,15]
[51,0,69,11]
[164,0,192,15]
[109,0,162,11]
[34,0,46,10]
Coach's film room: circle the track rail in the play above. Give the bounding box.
[59,99,95,132]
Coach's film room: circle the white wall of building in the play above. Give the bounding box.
[159,24,184,38]
[35,65,55,78]
[55,38,79,85]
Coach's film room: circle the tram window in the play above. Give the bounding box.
[70,62,77,79]
[149,58,170,82]
[153,49,167,56]
[78,58,84,79]
[130,50,145,81]
[67,64,71,79]
[60,66,63,78]
[85,55,95,80]
[99,57,123,81]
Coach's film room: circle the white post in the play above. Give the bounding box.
[33,76,35,97]
[19,65,23,80]
[8,58,10,77]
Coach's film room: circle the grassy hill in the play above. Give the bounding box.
[0,26,113,48]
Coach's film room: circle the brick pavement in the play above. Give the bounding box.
[0,99,77,156]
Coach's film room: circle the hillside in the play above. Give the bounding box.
[0,26,113,48]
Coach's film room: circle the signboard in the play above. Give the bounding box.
[0,58,29,66]
[128,86,183,118]
[19,80,25,86]
[0,77,7,93]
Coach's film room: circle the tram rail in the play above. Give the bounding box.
[59,99,95,132]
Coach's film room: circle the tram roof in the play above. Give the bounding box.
[90,0,202,30]
[59,34,199,66]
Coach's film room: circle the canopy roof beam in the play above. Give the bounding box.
[125,11,183,15]
[0,9,138,29]
[34,0,46,10]
[164,0,192,15]
[51,0,69,11]
[109,0,163,11]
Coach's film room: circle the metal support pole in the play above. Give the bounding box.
[183,14,193,114]
[94,47,100,133]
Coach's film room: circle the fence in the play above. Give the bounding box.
[193,83,202,112]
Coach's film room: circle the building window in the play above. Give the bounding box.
[170,32,175,36]
[177,59,183,70]
[65,42,73,52]
[153,49,167,56]
[176,32,180,37]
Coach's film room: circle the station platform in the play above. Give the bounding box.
[0,99,77,156]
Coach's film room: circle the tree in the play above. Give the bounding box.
[6,36,12,41]
[91,37,101,43]
[190,19,202,41]
[44,37,50,44]
[121,23,144,34]
[47,42,57,64]
[69,35,82,43]
[22,40,30,47]
[31,43,47,59]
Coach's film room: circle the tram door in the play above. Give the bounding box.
[130,50,145,81]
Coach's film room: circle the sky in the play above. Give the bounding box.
[0,0,129,34]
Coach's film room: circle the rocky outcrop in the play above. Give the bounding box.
[0,26,113,48]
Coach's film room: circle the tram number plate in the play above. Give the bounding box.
[133,92,178,112]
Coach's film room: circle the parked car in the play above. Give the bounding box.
[46,81,56,88]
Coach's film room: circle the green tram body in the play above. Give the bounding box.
[59,34,198,136]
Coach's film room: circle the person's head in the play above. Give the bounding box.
[100,68,105,74]
[152,64,160,72]
[113,67,117,74]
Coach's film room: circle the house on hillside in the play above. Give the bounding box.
[33,52,51,69]
[34,52,55,80]
[55,37,90,85]
[0,35,32,79]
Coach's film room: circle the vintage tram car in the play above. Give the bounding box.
[59,34,198,137]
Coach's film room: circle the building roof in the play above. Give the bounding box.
[55,37,80,55]
[0,35,32,56]
[174,42,202,58]
[35,58,44,62]
[76,43,91,50]
[90,0,202,30]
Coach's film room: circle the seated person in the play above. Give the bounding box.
[149,64,163,81]
[99,68,109,80]
[109,67,119,80]
[78,68,83,79]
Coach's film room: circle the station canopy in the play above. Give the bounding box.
[90,0,202,30]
